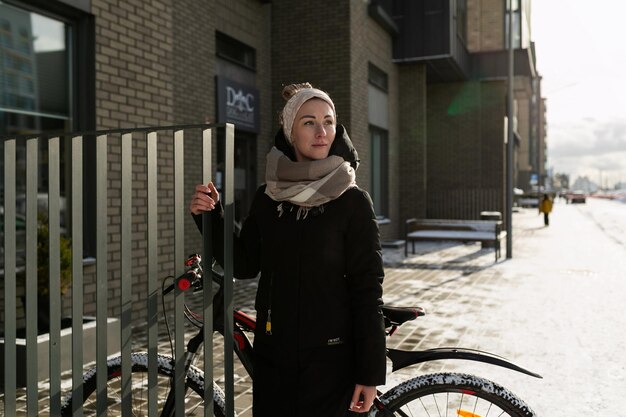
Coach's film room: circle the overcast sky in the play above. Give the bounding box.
[532,1,626,188]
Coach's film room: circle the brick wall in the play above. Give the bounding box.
[271,1,417,242]
[172,0,216,260]
[271,0,352,142]
[426,80,507,220]
[214,0,273,183]
[94,0,174,130]
[466,0,505,52]
[88,0,176,321]
[176,0,273,258]
[398,65,428,227]
[349,1,369,191]
[363,5,400,240]
[516,94,531,190]
[80,0,272,323]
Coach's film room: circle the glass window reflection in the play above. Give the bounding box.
[0,3,71,136]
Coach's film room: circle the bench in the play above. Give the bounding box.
[404,218,507,261]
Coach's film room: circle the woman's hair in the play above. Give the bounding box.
[279,82,336,143]
[281,82,314,102]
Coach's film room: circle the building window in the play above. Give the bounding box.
[0,0,96,255]
[370,125,389,218]
[456,0,467,45]
[0,4,74,134]
[368,63,388,92]
[216,31,256,71]
[1,3,72,194]
[505,0,521,48]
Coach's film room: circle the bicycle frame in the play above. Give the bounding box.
[155,263,256,416]
[156,284,255,416]
[176,255,542,417]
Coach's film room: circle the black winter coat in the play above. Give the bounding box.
[194,126,386,417]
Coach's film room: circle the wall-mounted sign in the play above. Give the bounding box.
[216,77,260,133]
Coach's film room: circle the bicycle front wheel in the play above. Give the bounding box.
[379,372,536,417]
[60,352,227,417]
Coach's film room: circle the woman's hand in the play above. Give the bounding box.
[189,182,220,215]
[349,384,377,413]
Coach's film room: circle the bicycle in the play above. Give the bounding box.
[61,254,541,416]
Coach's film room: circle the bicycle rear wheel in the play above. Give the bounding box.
[60,352,226,417]
[379,372,536,417]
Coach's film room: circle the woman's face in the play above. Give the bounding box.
[290,98,336,162]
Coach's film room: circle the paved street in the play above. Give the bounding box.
[380,198,626,416]
[6,197,625,415]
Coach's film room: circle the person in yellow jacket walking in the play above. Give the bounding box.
[539,194,553,226]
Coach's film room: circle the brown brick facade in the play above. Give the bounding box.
[365,15,401,239]
[3,0,545,326]
[270,1,352,134]
[426,81,507,220]
[90,0,177,321]
[398,65,428,224]
[79,0,273,322]
[467,0,505,52]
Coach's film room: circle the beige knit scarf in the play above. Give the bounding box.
[264,147,356,218]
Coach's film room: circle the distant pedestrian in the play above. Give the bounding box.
[539,194,553,226]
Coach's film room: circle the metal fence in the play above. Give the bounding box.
[427,188,504,223]
[1,123,235,416]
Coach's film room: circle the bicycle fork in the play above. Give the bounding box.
[160,329,206,416]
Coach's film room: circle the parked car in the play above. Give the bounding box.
[566,190,586,204]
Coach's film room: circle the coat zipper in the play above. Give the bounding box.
[265,309,272,335]
[266,273,273,335]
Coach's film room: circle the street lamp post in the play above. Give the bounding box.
[506,0,514,259]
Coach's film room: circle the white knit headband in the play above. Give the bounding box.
[281,88,336,143]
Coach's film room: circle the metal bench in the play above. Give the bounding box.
[404,218,507,261]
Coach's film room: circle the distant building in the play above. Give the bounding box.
[552,172,570,192]
[571,176,598,193]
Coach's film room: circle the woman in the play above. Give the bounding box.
[189,83,386,416]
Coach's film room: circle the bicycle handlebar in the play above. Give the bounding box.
[163,254,224,295]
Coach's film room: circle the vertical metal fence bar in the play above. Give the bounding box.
[202,127,213,417]
[71,135,85,417]
[146,131,158,416]
[0,123,239,414]
[120,133,133,416]
[95,134,108,416]
[48,136,62,415]
[3,138,17,415]
[173,129,185,416]
[223,123,235,417]
[25,136,38,415]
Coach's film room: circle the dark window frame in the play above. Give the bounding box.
[216,31,256,72]
[368,62,388,92]
[456,0,467,46]
[504,0,521,49]
[369,124,389,218]
[3,0,95,133]
[2,0,96,256]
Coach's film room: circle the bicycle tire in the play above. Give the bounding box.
[60,352,227,417]
[378,372,536,417]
